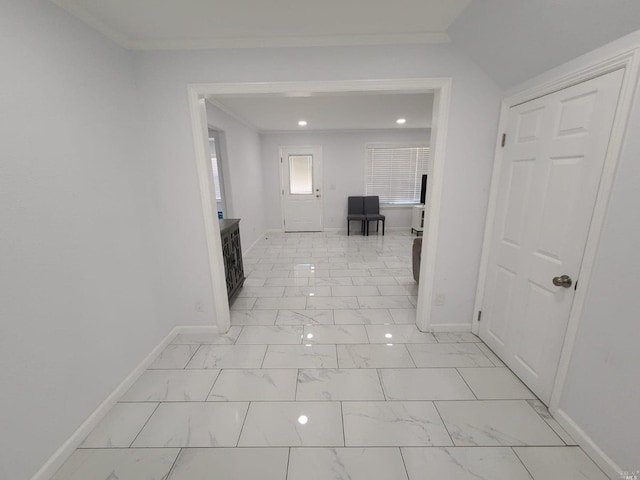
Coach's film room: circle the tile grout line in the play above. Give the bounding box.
[234,402,252,447]
[454,368,479,400]
[398,447,411,480]
[431,401,456,448]
[284,447,292,480]
[163,447,183,480]
[203,369,223,401]
[127,402,162,448]
[510,446,538,480]
[340,401,347,447]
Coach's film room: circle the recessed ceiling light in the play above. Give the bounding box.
[396,118,406,125]
[298,120,307,127]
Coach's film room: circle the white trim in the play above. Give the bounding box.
[48,2,452,50]
[188,95,231,333]
[132,32,450,51]
[190,78,452,96]
[472,50,640,412]
[416,79,451,333]
[323,226,410,233]
[31,327,180,480]
[242,230,272,259]
[553,409,622,479]
[429,323,472,333]
[379,204,415,209]
[260,127,431,136]
[189,79,452,338]
[51,0,134,49]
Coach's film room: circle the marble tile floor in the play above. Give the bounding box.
[51,231,608,479]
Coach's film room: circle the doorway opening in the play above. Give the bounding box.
[188,79,452,334]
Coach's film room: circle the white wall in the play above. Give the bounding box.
[0,1,168,479]
[260,130,430,231]
[506,30,640,472]
[132,44,502,328]
[206,102,266,251]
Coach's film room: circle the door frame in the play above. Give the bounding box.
[187,78,452,335]
[472,49,640,414]
[279,145,324,232]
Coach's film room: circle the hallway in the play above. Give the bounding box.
[52,231,607,479]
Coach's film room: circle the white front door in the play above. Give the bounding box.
[280,146,323,232]
[479,69,624,404]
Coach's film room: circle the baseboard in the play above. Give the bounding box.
[243,229,280,259]
[553,408,621,479]
[324,226,409,233]
[31,326,180,480]
[429,323,472,332]
[173,325,219,334]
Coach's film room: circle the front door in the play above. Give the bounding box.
[280,146,323,232]
[479,69,624,404]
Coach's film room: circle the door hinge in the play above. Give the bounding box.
[501,133,506,147]
[280,157,283,163]
[282,189,284,195]
[477,310,482,322]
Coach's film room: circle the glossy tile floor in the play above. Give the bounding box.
[52,231,609,479]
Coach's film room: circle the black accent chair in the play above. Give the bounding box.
[347,196,366,236]
[364,196,385,236]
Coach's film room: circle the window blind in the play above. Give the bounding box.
[366,146,430,204]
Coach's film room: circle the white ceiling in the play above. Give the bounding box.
[449,0,640,88]
[50,0,470,50]
[208,93,434,133]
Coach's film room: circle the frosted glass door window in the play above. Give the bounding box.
[289,155,313,194]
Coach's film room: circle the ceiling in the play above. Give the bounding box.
[50,0,640,89]
[50,0,470,50]
[208,93,434,133]
[449,0,640,88]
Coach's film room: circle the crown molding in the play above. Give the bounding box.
[49,2,450,51]
[131,32,450,50]
[51,0,133,49]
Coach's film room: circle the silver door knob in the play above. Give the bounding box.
[552,275,572,288]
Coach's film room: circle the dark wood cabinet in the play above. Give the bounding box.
[219,219,245,301]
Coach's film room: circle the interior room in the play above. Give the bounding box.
[2,1,640,479]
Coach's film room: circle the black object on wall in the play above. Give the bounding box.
[420,174,428,205]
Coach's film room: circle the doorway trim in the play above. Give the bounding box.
[187,78,452,335]
[472,49,640,419]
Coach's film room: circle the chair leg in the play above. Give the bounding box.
[376,221,379,232]
[382,220,385,236]
[348,220,350,236]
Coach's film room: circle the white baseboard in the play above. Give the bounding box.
[173,325,219,335]
[553,408,622,479]
[325,226,410,233]
[429,323,472,332]
[31,326,181,480]
[243,229,281,259]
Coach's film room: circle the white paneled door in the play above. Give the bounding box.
[280,146,323,232]
[480,69,624,405]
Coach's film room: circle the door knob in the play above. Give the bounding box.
[552,275,572,288]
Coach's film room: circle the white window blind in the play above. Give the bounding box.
[366,145,430,204]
